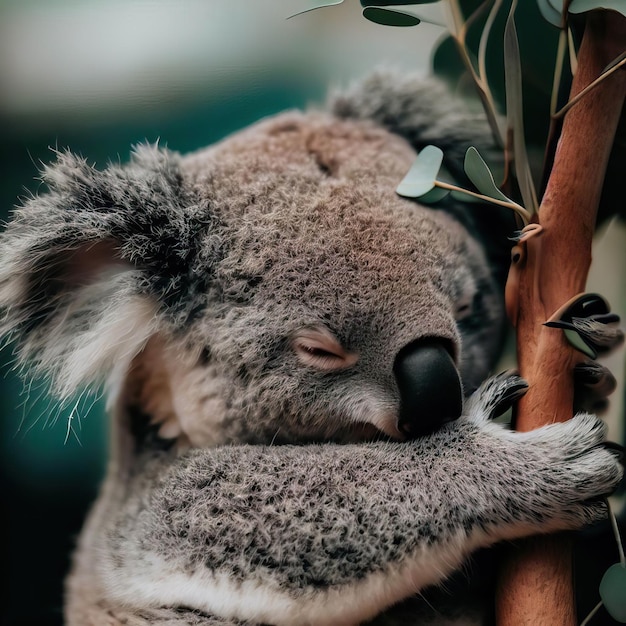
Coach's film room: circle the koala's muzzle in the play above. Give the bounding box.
[393,339,463,438]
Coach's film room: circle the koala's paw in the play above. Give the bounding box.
[463,373,623,535]
[574,360,617,414]
[506,413,624,531]
[464,370,528,422]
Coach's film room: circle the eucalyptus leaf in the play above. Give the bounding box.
[450,189,485,203]
[464,147,513,203]
[432,35,467,89]
[503,0,539,213]
[361,0,438,5]
[547,0,564,12]
[416,186,450,203]
[421,164,456,202]
[287,0,344,19]
[536,0,563,25]
[396,145,443,198]
[362,6,421,25]
[406,14,445,26]
[599,563,626,622]
[569,0,626,15]
[364,0,445,26]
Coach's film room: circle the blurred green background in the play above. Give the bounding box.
[0,2,624,625]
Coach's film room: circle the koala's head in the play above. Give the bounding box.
[0,72,512,459]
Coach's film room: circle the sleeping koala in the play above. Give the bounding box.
[0,72,622,626]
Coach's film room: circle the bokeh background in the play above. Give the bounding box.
[0,1,623,625]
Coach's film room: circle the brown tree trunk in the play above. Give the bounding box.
[496,12,626,626]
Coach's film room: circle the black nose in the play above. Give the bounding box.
[393,339,463,438]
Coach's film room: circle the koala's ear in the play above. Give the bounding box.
[330,70,501,183]
[0,144,216,398]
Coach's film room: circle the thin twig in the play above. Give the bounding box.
[553,53,626,119]
[478,0,503,91]
[607,498,625,565]
[579,600,603,626]
[460,0,492,44]
[568,27,578,74]
[550,29,568,117]
[433,180,531,222]
[445,0,505,147]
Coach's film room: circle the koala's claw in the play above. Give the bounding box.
[469,360,617,424]
[465,370,528,421]
[574,361,617,414]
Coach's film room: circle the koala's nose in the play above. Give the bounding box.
[393,339,463,438]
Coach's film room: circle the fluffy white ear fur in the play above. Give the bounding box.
[43,281,158,401]
[0,259,158,401]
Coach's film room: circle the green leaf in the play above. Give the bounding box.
[287,0,344,19]
[599,564,626,622]
[361,0,438,5]
[421,163,454,202]
[396,146,443,198]
[416,187,450,204]
[504,0,539,213]
[361,1,446,25]
[464,147,513,203]
[362,6,422,25]
[569,0,626,15]
[432,34,464,80]
[547,0,564,12]
[536,0,563,25]
[450,189,484,203]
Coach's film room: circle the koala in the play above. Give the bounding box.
[0,71,622,626]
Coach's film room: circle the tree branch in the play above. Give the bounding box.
[496,12,626,626]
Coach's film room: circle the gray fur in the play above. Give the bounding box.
[79,374,623,625]
[0,72,621,625]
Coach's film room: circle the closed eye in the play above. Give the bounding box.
[297,344,340,359]
[291,327,358,371]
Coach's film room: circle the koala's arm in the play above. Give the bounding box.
[99,375,622,626]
